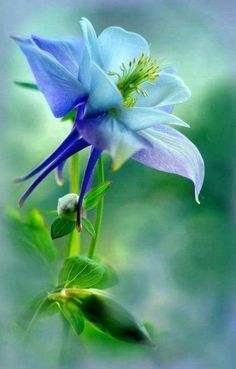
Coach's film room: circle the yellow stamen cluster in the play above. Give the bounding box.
[108,53,159,108]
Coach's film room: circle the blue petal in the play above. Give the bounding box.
[133,125,204,202]
[136,69,191,108]
[80,18,103,67]
[14,128,79,182]
[77,113,148,170]
[19,138,90,207]
[98,26,150,74]
[32,35,84,77]
[87,62,123,113]
[119,107,189,131]
[77,147,102,228]
[12,36,88,117]
[55,161,66,186]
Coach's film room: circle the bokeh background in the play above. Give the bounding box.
[1,0,236,368]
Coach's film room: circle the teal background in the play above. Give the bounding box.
[1,1,236,368]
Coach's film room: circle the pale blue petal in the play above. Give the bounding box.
[133,125,204,202]
[87,62,123,113]
[31,35,83,77]
[80,18,102,66]
[158,105,174,114]
[150,68,176,114]
[136,69,191,108]
[77,114,148,170]
[78,45,91,89]
[98,26,150,73]
[12,37,88,117]
[119,107,189,131]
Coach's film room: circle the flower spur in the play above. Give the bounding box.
[12,18,204,228]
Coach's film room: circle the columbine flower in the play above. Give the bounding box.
[12,18,204,227]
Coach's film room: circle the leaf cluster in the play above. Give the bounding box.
[50,256,153,347]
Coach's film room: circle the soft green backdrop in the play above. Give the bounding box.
[1,1,235,368]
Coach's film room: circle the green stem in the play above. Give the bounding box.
[68,153,80,257]
[59,316,85,368]
[59,318,71,369]
[60,148,82,368]
[70,152,79,193]
[88,156,104,259]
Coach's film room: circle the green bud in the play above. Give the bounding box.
[79,289,154,347]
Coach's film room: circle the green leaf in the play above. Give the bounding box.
[51,217,76,239]
[4,207,57,263]
[61,110,76,122]
[143,321,157,343]
[14,81,39,90]
[84,181,111,210]
[79,289,154,346]
[27,208,47,228]
[23,209,57,262]
[92,261,119,289]
[81,217,96,238]
[58,256,105,288]
[60,300,84,336]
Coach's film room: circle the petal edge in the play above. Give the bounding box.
[133,125,204,202]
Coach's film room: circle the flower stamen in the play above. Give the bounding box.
[108,53,159,108]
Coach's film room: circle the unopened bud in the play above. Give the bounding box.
[57,193,79,220]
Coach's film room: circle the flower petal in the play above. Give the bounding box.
[77,114,148,170]
[133,125,204,202]
[77,148,102,228]
[136,69,191,108]
[87,62,123,113]
[158,105,174,114]
[31,35,84,77]
[78,45,92,89]
[12,36,87,117]
[19,138,90,207]
[14,128,79,182]
[98,26,150,74]
[55,161,66,186]
[80,18,103,67]
[119,107,189,131]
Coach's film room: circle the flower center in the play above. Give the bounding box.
[108,54,159,108]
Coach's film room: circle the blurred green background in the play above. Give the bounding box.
[1,1,236,368]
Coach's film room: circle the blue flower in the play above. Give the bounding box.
[12,18,204,227]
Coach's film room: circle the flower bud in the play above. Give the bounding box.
[57,193,79,220]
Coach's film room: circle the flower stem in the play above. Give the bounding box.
[59,318,70,369]
[68,153,80,256]
[88,156,104,259]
